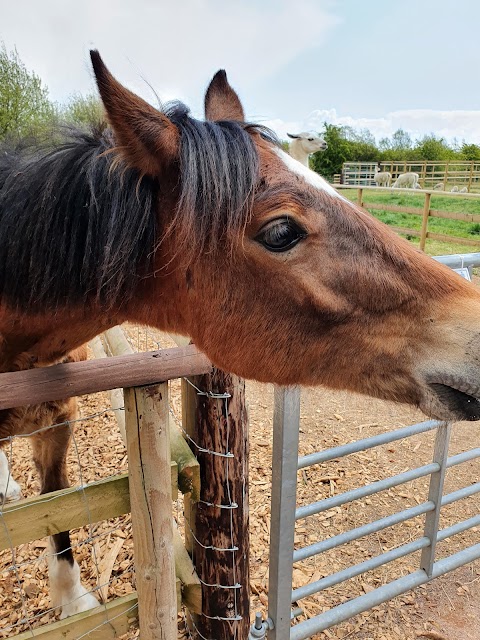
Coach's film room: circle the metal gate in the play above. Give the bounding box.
[264,386,480,639]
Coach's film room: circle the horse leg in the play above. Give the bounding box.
[31,402,98,619]
[0,448,22,502]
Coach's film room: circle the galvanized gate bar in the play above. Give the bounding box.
[267,387,301,640]
[293,501,435,562]
[289,543,480,640]
[268,345,480,639]
[293,472,480,564]
[295,463,439,520]
[438,514,480,541]
[420,422,452,575]
[291,496,480,603]
[443,482,480,505]
[298,420,440,469]
[446,448,480,467]
[291,537,430,602]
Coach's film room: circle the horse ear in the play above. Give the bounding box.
[204,70,245,122]
[90,50,178,176]
[287,133,300,139]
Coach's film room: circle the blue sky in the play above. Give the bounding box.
[2,0,480,143]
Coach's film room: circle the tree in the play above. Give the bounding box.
[413,134,455,161]
[461,143,480,161]
[378,129,413,160]
[310,124,353,180]
[0,43,56,140]
[62,93,104,127]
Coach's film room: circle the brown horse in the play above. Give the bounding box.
[1,50,480,619]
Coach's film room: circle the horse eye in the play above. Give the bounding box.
[308,138,314,141]
[256,218,307,252]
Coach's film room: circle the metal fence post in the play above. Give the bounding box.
[420,421,452,576]
[267,387,301,640]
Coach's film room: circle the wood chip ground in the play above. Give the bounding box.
[1,326,479,639]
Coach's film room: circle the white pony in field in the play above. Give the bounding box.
[392,172,420,189]
[433,182,445,191]
[287,132,327,167]
[374,166,392,187]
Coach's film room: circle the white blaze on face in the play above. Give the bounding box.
[275,148,352,204]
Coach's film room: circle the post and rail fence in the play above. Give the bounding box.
[334,184,480,252]
[341,161,480,190]
[0,328,251,640]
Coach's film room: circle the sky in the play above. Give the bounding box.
[2,0,480,144]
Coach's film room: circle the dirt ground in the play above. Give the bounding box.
[1,328,479,640]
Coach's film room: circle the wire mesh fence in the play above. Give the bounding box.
[119,325,249,639]
[0,400,136,638]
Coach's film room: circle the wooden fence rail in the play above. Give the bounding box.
[335,185,480,251]
[0,340,210,639]
[0,344,211,410]
[341,161,480,189]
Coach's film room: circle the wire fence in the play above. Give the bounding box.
[120,325,249,639]
[0,402,136,638]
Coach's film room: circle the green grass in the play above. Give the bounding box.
[338,189,480,256]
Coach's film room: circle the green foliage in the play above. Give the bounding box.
[308,124,378,180]
[62,93,105,127]
[461,143,480,161]
[412,134,455,161]
[0,43,56,140]
[379,129,413,159]
[291,116,480,180]
[309,124,351,180]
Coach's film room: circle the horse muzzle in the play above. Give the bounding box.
[420,373,480,421]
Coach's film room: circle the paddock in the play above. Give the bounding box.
[341,161,480,191]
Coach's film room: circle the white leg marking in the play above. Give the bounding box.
[48,540,99,619]
[0,450,22,502]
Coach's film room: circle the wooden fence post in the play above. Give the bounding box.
[124,384,177,640]
[182,369,249,639]
[420,191,431,251]
[468,161,474,192]
[357,187,363,206]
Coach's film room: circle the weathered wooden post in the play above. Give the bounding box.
[182,369,249,639]
[357,187,363,206]
[420,191,431,251]
[124,384,177,640]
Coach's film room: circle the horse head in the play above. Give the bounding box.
[60,51,480,422]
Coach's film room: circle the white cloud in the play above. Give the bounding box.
[295,108,480,144]
[1,0,340,111]
[260,118,303,140]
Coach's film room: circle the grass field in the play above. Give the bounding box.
[338,189,480,256]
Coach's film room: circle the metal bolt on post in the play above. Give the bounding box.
[248,613,273,639]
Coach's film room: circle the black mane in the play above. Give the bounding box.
[0,104,278,312]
